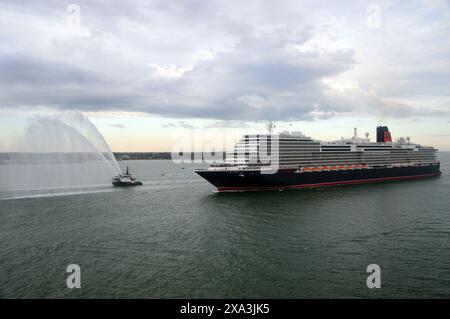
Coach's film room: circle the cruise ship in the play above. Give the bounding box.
[195,125,441,191]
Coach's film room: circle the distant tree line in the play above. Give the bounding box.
[113,152,226,161]
[113,152,172,160]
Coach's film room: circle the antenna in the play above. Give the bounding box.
[266,121,275,134]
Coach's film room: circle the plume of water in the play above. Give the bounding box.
[0,112,121,199]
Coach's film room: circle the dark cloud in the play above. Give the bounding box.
[0,16,356,121]
[0,54,100,85]
[0,0,448,121]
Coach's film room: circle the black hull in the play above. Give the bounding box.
[112,181,143,187]
[196,164,441,192]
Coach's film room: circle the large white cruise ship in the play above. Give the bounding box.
[196,126,441,192]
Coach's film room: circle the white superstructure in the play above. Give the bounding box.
[223,128,438,169]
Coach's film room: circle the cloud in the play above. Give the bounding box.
[205,120,250,129]
[161,121,195,129]
[0,0,449,121]
[0,55,100,85]
[107,123,126,129]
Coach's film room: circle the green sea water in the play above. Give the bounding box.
[1,153,449,298]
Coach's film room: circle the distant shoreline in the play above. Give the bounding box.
[114,152,171,160]
[113,152,227,161]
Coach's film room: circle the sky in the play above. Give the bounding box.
[0,0,449,151]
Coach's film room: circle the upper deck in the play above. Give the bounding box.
[219,127,438,169]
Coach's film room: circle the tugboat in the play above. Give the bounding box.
[112,166,143,186]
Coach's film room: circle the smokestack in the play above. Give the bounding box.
[376,126,392,143]
[353,128,358,138]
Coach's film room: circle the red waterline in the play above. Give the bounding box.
[217,173,439,192]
